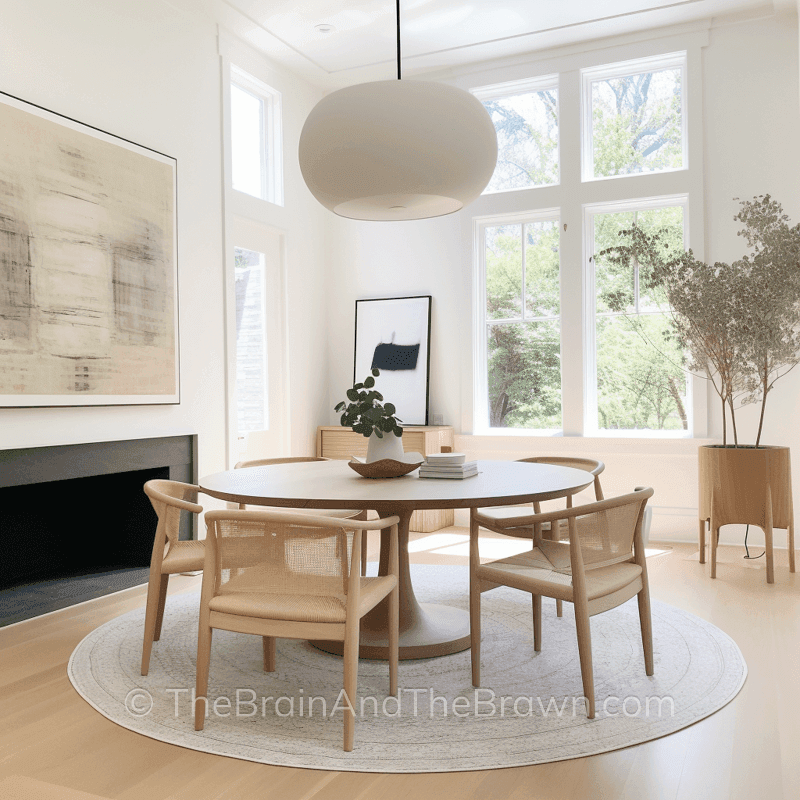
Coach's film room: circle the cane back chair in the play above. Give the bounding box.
[195,509,400,751]
[470,486,654,719]
[141,480,208,676]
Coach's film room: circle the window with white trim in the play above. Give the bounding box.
[473,75,559,194]
[586,198,690,434]
[582,52,686,182]
[230,66,283,205]
[234,246,268,439]
[471,48,696,437]
[477,211,561,431]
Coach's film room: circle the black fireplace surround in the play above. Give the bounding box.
[0,435,197,591]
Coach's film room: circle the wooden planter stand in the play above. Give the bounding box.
[698,444,796,584]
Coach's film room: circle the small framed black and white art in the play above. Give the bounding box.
[354,296,432,426]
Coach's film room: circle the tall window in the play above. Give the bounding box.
[587,199,689,434]
[234,246,267,440]
[582,53,686,181]
[473,76,559,193]
[230,66,283,205]
[472,48,696,437]
[478,213,561,430]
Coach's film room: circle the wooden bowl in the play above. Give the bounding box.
[348,458,423,478]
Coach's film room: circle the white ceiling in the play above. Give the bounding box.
[210,0,790,87]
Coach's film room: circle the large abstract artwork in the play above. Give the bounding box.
[354,296,431,425]
[0,91,178,406]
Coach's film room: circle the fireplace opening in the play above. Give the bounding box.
[2,466,170,591]
[0,435,197,624]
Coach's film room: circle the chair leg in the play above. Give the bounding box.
[470,574,481,688]
[262,636,276,672]
[573,601,595,719]
[154,574,170,641]
[141,569,164,676]
[532,595,542,652]
[546,523,564,618]
[637,587,654,676]
[699,518,706,564]
[342,620,360,752]
[194,625,213,731]
[361,532,368,576]
[389,584,399,697]
[356,510,369,576]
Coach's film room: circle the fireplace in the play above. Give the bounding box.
[0,435,197,591]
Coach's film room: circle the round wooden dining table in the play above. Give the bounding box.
[199,459,592,660]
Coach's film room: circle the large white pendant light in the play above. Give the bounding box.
[299,1,498,221]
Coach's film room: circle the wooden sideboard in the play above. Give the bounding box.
[316,425,455,532]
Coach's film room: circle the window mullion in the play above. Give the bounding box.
[559,68,584,436]
[520,225,527,321]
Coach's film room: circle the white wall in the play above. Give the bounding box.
[0,0,331,477]
[703,12,800,449]
[0,0,226,476]
[326,11,800,548]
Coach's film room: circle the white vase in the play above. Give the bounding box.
[366,430,404,463]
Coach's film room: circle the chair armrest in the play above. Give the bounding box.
[477,487,654,532]
[204,509,399,530]
[144,480,204,514]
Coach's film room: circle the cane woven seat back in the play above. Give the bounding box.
[207,515,391,623]
[234,456,371,572]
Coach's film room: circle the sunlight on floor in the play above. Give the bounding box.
[407,533,470,552]
[407,533,671,560]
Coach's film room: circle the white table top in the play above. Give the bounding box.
[200,459,593,513]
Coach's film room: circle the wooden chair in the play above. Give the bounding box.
[195,509,400,751]
[475,457,605,617]
[234,457,371,575]
[469,486,654,719]
[141,480,208,676]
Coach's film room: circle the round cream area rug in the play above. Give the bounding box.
[68,565,746,772]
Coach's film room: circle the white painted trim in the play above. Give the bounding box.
[470,73,559,101]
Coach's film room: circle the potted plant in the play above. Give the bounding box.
[335,368,405,463]
[595,195,799,581]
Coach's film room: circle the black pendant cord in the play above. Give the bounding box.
[396,0,402,80]
[743,524,765,559]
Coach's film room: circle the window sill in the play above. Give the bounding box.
[472,427,698,440]
[460,432,716,457]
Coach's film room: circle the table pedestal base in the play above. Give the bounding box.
[311,602,471,660]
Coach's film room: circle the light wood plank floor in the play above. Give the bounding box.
[1,530,797,800]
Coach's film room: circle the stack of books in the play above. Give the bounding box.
[418,452,478,479]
